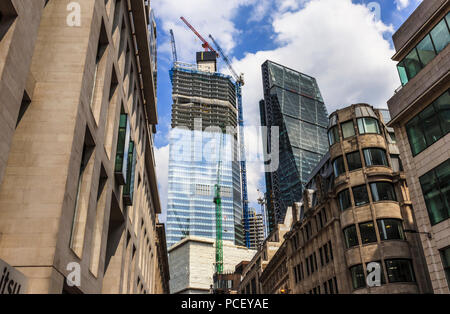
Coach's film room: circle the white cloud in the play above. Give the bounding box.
[154,144,170,222]
[395,0,410,10]
[233,0,399,125]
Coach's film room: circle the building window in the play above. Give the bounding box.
[419,159,450,225]
[430,18,450,54]
[319,247,324,266]
[385,259,415,283]
[123,140,136,206]
[357,117,380,135]
[333,156,345,177]
[416,34,436,66]
[363,148,388,167]
[377,219,405,241]
[328,241,333,260]
[346,151,362,171]
[352,185,369,206]
[341,120,355,138]
[396,15,450,85]
[343,225,358,248]
[338,189,352,211]
[406,90,450,156]
[328,126,340,146]
[359,221,377,244]
[440,247,450,288]
[114,111,131,185]
[350,264,366,289]
[390,154,403,172]
[370,182,397,202]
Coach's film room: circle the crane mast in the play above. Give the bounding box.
[209,34,250,249]
[169,29,178,63]
[214,131,225,274]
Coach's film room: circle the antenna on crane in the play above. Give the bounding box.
[169,29,178,64]
[209,34,250,249]
[180,17,219,58]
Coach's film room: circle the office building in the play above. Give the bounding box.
[246,208,265,250]
[266,104,432,294]
[260,60,329,232]
[165,52,244,248]
[0,0,169,294]
[387,0,450,293]
[168,236,255,294]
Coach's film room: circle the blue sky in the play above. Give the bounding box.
[152,0,422,222]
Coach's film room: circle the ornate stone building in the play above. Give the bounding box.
[0,0,169,294]
[283,104,432,294]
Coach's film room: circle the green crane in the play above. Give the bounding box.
[214,129,225,274]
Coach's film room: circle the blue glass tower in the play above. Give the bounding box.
[165,54,244,248]
[260,60,329,231]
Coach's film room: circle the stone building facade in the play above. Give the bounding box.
[0,0,169,294]
[283,104,432,294]
[238,207,293,294]
[387,0,450,294]
[168,236,255,294]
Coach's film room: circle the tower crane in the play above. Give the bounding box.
[180,17,219,57]
[169,29,178,63]
[214,129,225,274]
[208,34,250,249]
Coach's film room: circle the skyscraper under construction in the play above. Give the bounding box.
[260,61,329,232]
[165,52,244,248]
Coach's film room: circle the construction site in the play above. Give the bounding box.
[165,17,253,293]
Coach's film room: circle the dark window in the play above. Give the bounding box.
[341,120,355,138]
[114,111,130,185]
[319,247,324,266]
[338,189,352,212]
[352,185,369,206]
[359,221,377,244]
[333,156,345,177]
[293,267,298,283]
[357,117,380,135]
[406,90,450,156]
[403,48,422,79]
[363,148,388,167]
[324,243,329,264]
[313,252,318,271]
[343,225,358,248]
[346,151,362,171]
[385,259,416,283]
[328,279,334,294]
[440,247,450,288]
[328,126,340,146]
[328,241,333,260]
[350,264,366,289]
[377,219,405,241]
[419,159,450,225]
[370,182,397,202]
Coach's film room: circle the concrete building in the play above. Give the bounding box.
[246,208,264,250]
[260,60,329,232]
[167,236,255,294]
[238,206,294,294]
[165,52,244,248]
[282,104,432,294]
[0,0,169,294]
[387,0,450,294]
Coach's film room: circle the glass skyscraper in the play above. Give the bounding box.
[165,53,244,248]
[260,60,329,231]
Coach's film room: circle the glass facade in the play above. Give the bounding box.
[166,129,243,248]
[406,90,450,156]
[261,61,328,226]
[419,158,450,226]
[397,15,450,85]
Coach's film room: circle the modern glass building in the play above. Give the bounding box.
[165,54,244,248]
[260,60,329,231]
